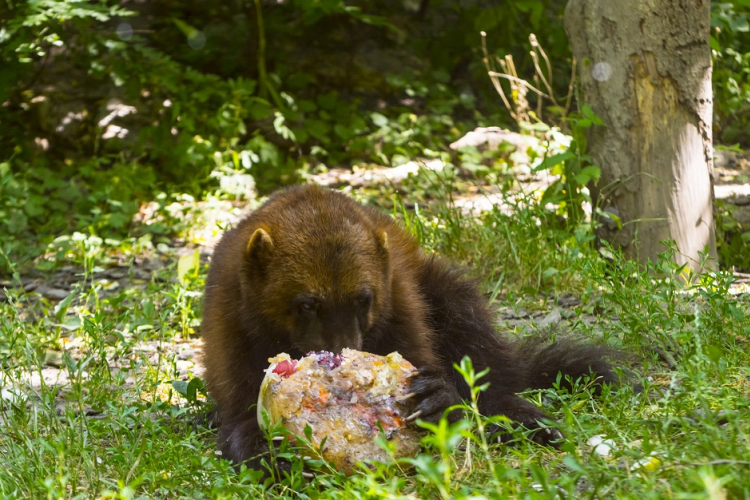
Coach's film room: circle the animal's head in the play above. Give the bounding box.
[242,202,391,353]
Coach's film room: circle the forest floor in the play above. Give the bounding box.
[7,143,750,405]
[2,133,750,498]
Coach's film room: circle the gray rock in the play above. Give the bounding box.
[499,308,531,320]
[450,127,539,153]
[104,268,128,279]
[555,294,581,308]
[731,205,750,226]
[539,310,562,328]
[714,149,740,169]
[35,285,70,300]
[714,184,750,200]
[728,195,750,207]
[44,350,64,367]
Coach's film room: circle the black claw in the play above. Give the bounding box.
[488,418,565,448]
[405,368,462,425]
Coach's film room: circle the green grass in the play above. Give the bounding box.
[1,184,749,499]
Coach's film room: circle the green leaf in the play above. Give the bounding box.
[581,104,604,125]
[305,118,330,140]
[533,151,575,172]
[186,377,203,401]
[715,143,743,153]
[304,424,314,442]
[173,378,205,403]
[273,112,296,142]
[316,92,339,111]
[703,345,723,364]
[248,97,272,120]
[597,208,622,230]
[709,35,721,51]
[563,455,586,473]
[542,267,559,279]
[292,128,308,144]
[54,291,77,320]
[172,18,198,38]
[574,165,601,185]
[333,123,353,140]
[729,15,750,33]
[177,250,200,286]
[297,99,317,113]
[172,380,189,396]
[57,316,82,331]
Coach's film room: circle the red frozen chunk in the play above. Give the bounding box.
[272,359,298,378]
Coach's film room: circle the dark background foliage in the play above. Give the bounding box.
[0,0,748,268]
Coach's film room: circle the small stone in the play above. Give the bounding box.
[587,434,616,457]
[44,350,64,367]
[106,268,128,279]
[539,310,562,328]
[176,348,196,361]
[556,294,581,308]
[176,359,195,375]
[730,205,750,226]
[35,285,70,300]
[0,387,24,405]
[130,268,151,280]
[730,195,750,207]
[504,308,530,320]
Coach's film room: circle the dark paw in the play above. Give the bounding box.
[529,425,565,447]
[489,419,565,447]
[193,408,219,430]
[404,368,462,424]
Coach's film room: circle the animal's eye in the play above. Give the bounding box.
[292,295,319,316]
[298,302,316,315]
[355,290,373,309]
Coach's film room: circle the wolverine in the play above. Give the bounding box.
[201,185,617,468]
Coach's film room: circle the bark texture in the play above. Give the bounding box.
[565,0,717,270]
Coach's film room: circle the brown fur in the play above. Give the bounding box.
[201,185,618,467]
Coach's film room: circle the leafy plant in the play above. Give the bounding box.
[711,1,750,145]
[714,197,750,270]
[534,105,602,230]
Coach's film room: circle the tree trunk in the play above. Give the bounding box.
[564,0,717,271]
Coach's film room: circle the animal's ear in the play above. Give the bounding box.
[375,230,389,260]
[245,227,274,269]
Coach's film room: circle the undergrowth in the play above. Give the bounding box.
[1,185,749,499]
[1,1,749,497]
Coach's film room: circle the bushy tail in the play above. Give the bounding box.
[515,336,623,393]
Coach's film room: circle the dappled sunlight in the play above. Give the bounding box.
[1,0,749,497]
